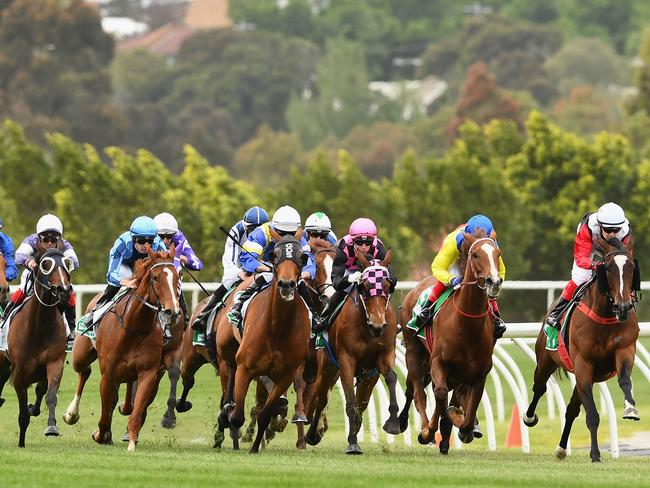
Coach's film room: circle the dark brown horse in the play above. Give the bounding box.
[305,249,400,455]
[396,275,436,435]
[523,236,639,462]
[0,251,9,311]
[0,248,73,446]
[221,230,312,453]
[86,248,180,451]
[417,231,503,453]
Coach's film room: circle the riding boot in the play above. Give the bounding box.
[545,297,571,329]
[64,304,76,341]
[179,292,189,327]
[227,275,266,327]
[193,284,228,333]
[492,310,506,343]
[413,299,435,335]
[312,290,347,334]
[297,281,320,332]
[83,284,120,329]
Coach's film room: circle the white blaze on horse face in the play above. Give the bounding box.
[323,254,334,299]
[480,242,500,280]
[614,255,628,301]
[57,267,70,290]
[163,267,180,313]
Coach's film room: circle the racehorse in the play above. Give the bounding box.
[63,249,184,433]
[523,236,640,462]
[396,275,437,435]
[304,248,400,455]
[0,251,9,312]
[0,248,73,446]
[417,230,503,454]
[221,230,312,454]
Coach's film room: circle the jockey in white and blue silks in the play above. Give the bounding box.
[304,211,337,246]
[81,216,166,330]
[192,206,269,337]
[227,205,318,327]
[0,218,18,283]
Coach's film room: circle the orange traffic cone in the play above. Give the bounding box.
[504,404,522,448]
[434,430,454,447]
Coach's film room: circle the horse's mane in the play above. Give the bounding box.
[605,237,624,251]
[310,237,332,251]
[458,228,488,278]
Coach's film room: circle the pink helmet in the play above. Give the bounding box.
[349,218,377,237]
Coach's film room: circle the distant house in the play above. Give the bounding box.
[369,76,447,120]
[118,0,232,59]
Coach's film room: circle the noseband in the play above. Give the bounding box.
[594,250,638,305]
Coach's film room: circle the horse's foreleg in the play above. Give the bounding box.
[616,347,639,421]
[352,374,380,450]
[64,337,97,425]
[126,369,161,452]
[0,354,11,406]
[250,374,295,454]
[422,354,448,445]
[228,365,252,431]
[380,366,400,435]
[524,341,557,427]
[93,375,118,446]
[14,384,30,447]
[574,358,600,462]
[176,350,206,413]
[161,355,180,428]
[398,376,413,433]
[293,367,308,450]
[28,379,46,417]
[305,359,338,446]
[455,378,486,443]
[43,359,65,436]
[556,385,581,460]
[339,355,364,455]
[119,381,136,416]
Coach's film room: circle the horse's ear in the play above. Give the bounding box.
[462,232,475,247]
[380,248,393,267]
[168,243,176,259]
[355,248,371,269]
[147,247,156,260]
[624,233,634,254]
[295,227,303,241]
[489,229,497,240]
[269,226,281,241]
[35,238,46,259]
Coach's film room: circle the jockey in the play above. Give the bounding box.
[411,214,507,340]
[0,218,18,284]
[81,216,166,330]
[154,212,202,323]
[226,205,318,327]
[304,211,337,246]
[192,206,269,339]
[544,202,631,348]
[5,214,79,341]
[313,217,396,333]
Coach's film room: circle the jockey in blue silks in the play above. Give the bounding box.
[0,218,18,283]
[226,205,318,328]
[154,212,202,324]
[192,206,270,339]
[304,211,337,246]
[81,216,166,330]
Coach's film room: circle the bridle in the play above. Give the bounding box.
[130,261,178,312]
[312,247,336,303]
[33,253,73,307]
[355,262,391,324]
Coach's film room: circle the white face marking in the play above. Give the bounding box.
[614,255,628,301]
[480,242,500,280]
[57,267,68,289]
[163,267,179,312]
[323,254,334,298]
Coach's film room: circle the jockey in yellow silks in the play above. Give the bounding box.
[412,214,507,339]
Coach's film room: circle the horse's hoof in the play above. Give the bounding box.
[305,431,322,446]
[175,400,193,413]
[522,412,539,427]
[127,440,136,453]
[296,440,306,450]
[213,430,225,449]
[121,431,130,443]
[591,457,601,463]
[118,402,131,416]
[345,443,363,455]
[160,413,176,429]
[63,411,79,425]
[44,425,60,436]
[383,418,401,435]
[556,446,567,460]
[446,405,464,425]
[622,406,640,421]
[92,431,113,445]
[291,413,308,424]
[278,395,289,408]
[28,404,41,417]
[472,426,483,439]
[458,429,474,444]
[440,447,449,455]
[398,414,410,433]
[265,428,276,442]
[218,403,234,430]
[417,431,431,445]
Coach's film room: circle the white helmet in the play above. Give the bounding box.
[305,212,332,232]
[154,212,179,234]
[36,214,63,235]
[597,202,628,227]
[271,205,301,233]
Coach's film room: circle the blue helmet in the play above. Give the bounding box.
[465,214,494,235]
[130,216,158,238]
[243,206,269,226]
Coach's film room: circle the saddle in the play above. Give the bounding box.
[191,286,237,346]
[76,287,130,341]
[405,286,454,354]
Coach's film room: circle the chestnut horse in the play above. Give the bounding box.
[0,249,73,446]
[523,236,639,462]
[305,249,400,455]
[87,248,179,451]
[417,231,503,453]
[221,230,312,453]
[0,251,9,312]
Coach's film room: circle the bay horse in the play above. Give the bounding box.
[304,248,400,455]
[0,251,9,312]
[0,248,73,446]
[84,248,179,451]
[523,236,639,462]
[417,230,503,454]
[221,230,312,454]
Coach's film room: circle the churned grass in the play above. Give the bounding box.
[0,354,648,487]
